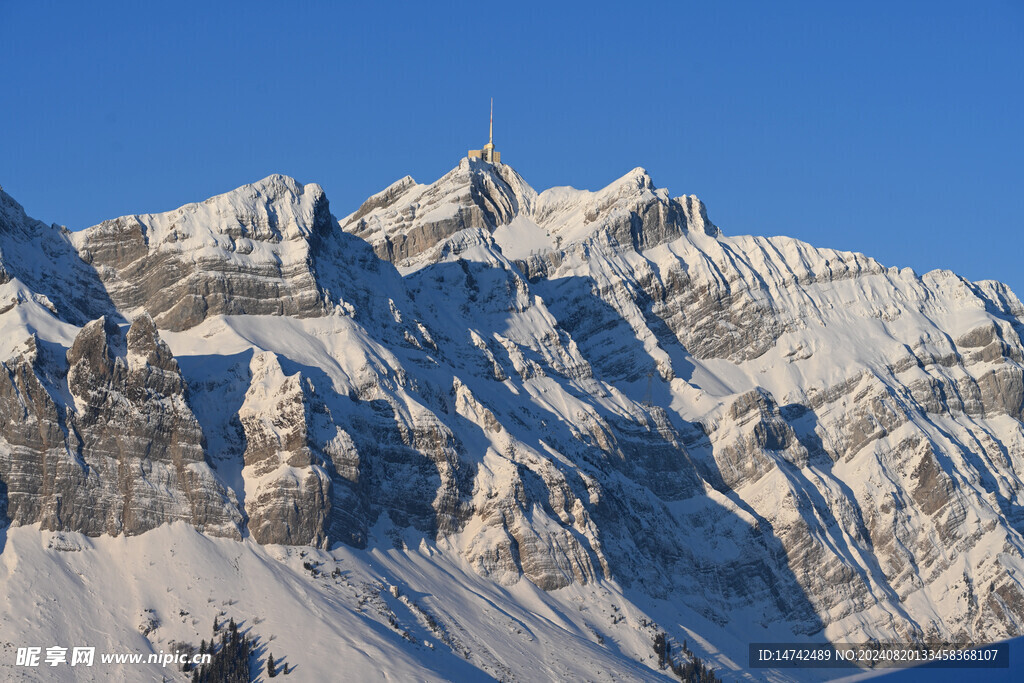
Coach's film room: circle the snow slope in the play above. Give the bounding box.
[0,523,696,682]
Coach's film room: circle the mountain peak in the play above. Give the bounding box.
[70,175,335,331]
[340,158,536,268]
[242,173,320,199]
[0,185,116,325]
[339,160,719,270]
[1,184,43,237]
[618,166,653,188]
[200,173,324,215]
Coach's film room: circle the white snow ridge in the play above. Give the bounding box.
[0,161,1022,681]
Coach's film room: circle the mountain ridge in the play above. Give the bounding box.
[1,161,1023,680]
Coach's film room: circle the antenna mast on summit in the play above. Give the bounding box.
[468,98,501,164]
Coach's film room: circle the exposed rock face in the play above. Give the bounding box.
[340,158,717,270]
[2,163,1024,657]
[342,159,533,266]
[0,187,114,325]
[234,347,472,550]
[70,176,336,331]
[0,315,240,537]
[239,352,335,546]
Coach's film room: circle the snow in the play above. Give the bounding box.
[0,523,684,682]
[0,278,81,362]
[69,175,326,276]
[492,216,553,260]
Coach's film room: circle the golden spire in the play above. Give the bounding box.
[489,97,494,146]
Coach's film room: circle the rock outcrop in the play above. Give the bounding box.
[238,352,336,547]
[0,315,240,537]
[0,187,114,325]
[71,175,336,331]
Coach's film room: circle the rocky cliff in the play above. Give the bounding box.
[70,175,336,331]
[0,311,240,538]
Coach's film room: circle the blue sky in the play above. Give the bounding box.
[2,1,1022,294]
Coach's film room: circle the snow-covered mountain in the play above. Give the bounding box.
[1,159,1022,681]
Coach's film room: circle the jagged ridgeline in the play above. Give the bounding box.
[2,156,1024,667]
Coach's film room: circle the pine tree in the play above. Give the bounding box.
[267,653,278,677]
[654,632,668,669]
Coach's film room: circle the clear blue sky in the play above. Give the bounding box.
[2,1,1022,294]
